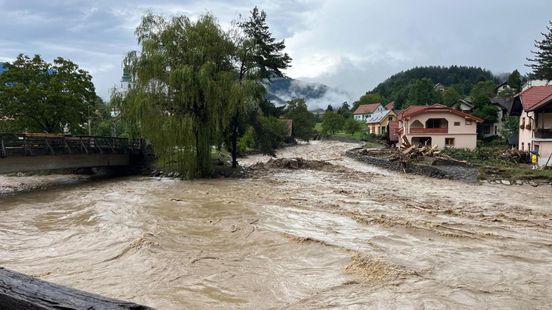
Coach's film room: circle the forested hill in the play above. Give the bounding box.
[372,66,498,100]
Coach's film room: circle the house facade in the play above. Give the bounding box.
[480,97,515,139]
[512,85,552,166]
[451,99,474,113]
[397,104,482,150]
[366,110,397,136]
[353,103,386,121]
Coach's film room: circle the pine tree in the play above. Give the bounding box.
[507,70,522,92]
[227,7,292,168]
[527,21,552,80]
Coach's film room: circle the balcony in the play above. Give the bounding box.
[535,128,552,139]
[409,127,448,134]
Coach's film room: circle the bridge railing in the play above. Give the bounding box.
[0,133,143,158]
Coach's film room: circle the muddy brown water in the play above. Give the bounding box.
[1,141,551,309]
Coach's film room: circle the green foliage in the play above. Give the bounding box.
[470,80,498,124]
[442,87,461,106]
[343,118,364,136]
[237,126,255,154]
[321,111,345,135]
[108,90,141,139]
[471,80,496,106]
[473,104,499,124]
[527,20,552,80]
[326,104,334,112]
[253,115,287,156]
[372,66,497,109]
[124,13,238,178]
[0,54,96,133]
[227,6,292,163]
[284,98,315,141]
[507,70,522,92]
[500,116,520,143]
[352,93,381,112]
[337,102,352,119]
[406,78,441,106]
[238,7,291,79]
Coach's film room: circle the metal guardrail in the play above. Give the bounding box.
[0,133,143,158]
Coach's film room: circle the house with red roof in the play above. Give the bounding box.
[511,85,552,166]
[353,103,386,122]
[396,104,483,150]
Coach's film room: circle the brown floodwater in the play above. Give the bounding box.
[1,140,551,309]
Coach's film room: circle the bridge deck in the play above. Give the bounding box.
[0,133,143,174]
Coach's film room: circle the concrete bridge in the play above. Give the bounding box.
[0,133,144,174]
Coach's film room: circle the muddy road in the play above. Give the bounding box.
[1,141,551,309]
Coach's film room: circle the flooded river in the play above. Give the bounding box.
[1,141,551,309]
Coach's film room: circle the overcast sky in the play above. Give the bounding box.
[1,0,551,101]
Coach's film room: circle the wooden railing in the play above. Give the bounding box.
[0,133,143,158]
[409,127,448,134]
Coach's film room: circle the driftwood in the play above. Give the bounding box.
[0,267,152,310]
[390,143,468,166]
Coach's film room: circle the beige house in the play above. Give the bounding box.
[397,104,483,150]
[512,85,552,166]
[366,109,397,136]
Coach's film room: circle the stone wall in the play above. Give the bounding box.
[345,148,479,182]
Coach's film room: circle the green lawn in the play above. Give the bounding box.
[315,122,384,148]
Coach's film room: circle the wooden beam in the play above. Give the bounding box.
[0,154,129,174]
[0,267,153,309]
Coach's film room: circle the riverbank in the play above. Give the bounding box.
[0,174,90,196]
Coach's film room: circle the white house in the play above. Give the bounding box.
[353,103,386,121]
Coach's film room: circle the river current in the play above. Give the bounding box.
[1,141,551,309]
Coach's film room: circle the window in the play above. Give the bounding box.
[521,117,526,129]
[427,119,445,128]
[445,138,455,147]
[521,142,524,151]
[454,122,461,126]
[465,120,472,125]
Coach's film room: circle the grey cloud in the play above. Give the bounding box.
[0,0,551,101]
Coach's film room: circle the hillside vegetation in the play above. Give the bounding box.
[371,66,498,108]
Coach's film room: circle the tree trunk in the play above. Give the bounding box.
[0,267,152,309]
[231,111,239,169]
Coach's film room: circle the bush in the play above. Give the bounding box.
[441,146,527,165]
[253,115,288,156]
[321,111,345,135]
[237,126,255,154]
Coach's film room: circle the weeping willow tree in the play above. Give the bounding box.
[124,14,243,178]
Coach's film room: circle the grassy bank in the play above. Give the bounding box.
[315,123,385,148]
[441,145,552,181]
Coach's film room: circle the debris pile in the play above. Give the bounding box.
[500,148,530,163]
[249,157,334,171]
[383,136,468,166]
